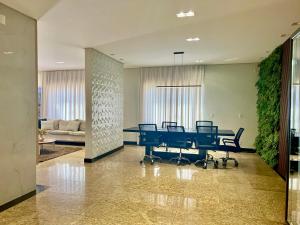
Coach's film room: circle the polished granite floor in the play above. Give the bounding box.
[0,146,286,225]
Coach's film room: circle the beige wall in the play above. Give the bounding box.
[123,63,258,148]
[0,3,37,205]
[123,68,140,142]
[85,48,123,159]
[204,63,258,148]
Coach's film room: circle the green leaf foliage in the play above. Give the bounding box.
[255,46,282,168]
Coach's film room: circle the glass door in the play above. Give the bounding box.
[288,31,300,225]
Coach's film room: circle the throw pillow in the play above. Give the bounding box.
[41,120,55,130]
[59,120,80,131]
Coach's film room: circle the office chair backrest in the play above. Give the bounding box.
[166,125,188,148]
[162,121,177,128]
[196,120,213,127]
[235,128,244,142]
[139,124,157,132]
[167,125,185,133]
[196,125,218,145]
[138,124,159,146]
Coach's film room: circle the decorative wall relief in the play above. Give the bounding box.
[85,48,123,159]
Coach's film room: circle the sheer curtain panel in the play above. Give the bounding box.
[140,65,204,128]
[39,70,85,120]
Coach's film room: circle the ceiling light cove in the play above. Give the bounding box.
[176,10,195,18]
[55,61,65,64]
[3,51,14,55]
[186,37,200,42]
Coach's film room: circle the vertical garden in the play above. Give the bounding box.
[255,46,283,168]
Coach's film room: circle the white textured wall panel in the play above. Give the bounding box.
[85,48,123,159]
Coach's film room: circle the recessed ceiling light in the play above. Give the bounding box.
[3,51,14,55]
[186,37,200,42]
[56,61,65,64]
[291,22,300,26]
[176,10,195,18]
[196,59,204,63]
[280,34,287,38]
[224,57,238,62]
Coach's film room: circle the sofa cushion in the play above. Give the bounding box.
[41,120,55,130]
[59,120,80,131]
[69,131,85,136]
[53,120,60,130]
[48,130,71,135]
[79,121,86,131]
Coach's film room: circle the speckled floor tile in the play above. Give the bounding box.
[0,146,286,225]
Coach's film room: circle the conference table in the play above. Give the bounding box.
[123,127,235,162]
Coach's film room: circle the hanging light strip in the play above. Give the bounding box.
[156,85,201,88]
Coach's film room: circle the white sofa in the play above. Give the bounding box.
[41,120,85,144]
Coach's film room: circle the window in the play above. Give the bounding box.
[140,65,204,128]
[38,70,85,120]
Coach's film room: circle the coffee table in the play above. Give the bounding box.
[38,138,56,155]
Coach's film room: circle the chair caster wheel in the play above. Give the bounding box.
[150,160,154,165]
[234,161,239,167]
[203,162,207,169]
[177,161,181,166]
[140,160,143,164]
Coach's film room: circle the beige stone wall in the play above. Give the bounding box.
[0,3,37,206]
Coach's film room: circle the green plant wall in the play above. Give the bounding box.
[255,46,283,168]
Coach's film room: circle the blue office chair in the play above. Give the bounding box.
[220,128,244,167]
[138,124,162,165]
[161,121,177,151]
[162,121,177,128]
[194,125,219,169]
[196,120,213,127]
[166,126,193,166]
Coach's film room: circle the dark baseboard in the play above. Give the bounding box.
[84,145,124,163]
[124,141,138,145]
[240,148,256,153]
[55,141,85,146]
[0,190,36,212]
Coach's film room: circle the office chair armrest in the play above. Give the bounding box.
[222,138,235,145]
[222,138,234,141]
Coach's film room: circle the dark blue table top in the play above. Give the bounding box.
[123,127,235,136]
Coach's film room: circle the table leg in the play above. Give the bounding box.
[145,145,152,155]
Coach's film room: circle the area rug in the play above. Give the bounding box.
[38,145,83,163]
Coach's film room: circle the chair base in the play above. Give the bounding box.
[140,154,162,165]
[195,158,218,169]
[220,157,238,168]
[195,152,218,169]
[169,156,191,166]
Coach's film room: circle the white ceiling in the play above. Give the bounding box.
[0,0,59,19]
[2,0,300,70]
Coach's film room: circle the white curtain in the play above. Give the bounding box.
[140,65,205,128]
[39,70,85,120]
